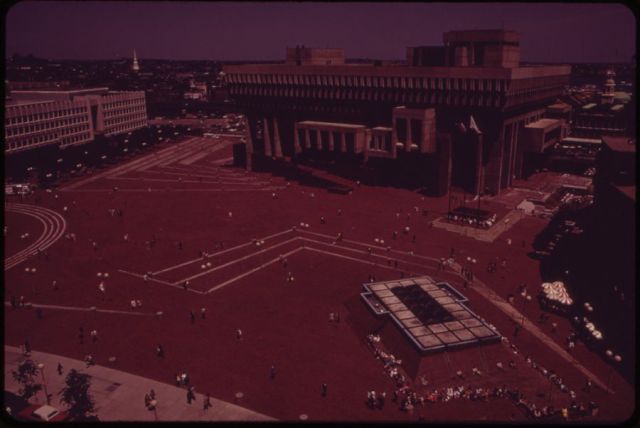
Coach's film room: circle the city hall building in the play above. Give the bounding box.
[223,30,571,195]
[4,88,147,155]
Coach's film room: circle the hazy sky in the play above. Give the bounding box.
[5,1,636,62]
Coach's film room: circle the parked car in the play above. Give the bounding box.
[16,405,71,422]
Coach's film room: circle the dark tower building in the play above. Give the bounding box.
[223,30,571,195]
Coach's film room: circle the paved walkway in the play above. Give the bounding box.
[4,346,275,422]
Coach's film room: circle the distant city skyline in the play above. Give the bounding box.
[5,1,637,63]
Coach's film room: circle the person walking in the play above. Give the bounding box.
[321,383,328,397]
[156,344,164,358]
[90,330,98,343]
[187,387,196,404]
[190,311,196,324]
[270,365,276,379]
[203,393,212,411]
[200,308,206,319]
[57,363,63,376]
[236,329,243,340]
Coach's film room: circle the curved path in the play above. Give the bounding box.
[4,345,275,421]
[4,203,67,271]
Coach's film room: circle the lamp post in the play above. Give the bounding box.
[520,295,532,328]
[36,363,50,405]
[605,351,622,393]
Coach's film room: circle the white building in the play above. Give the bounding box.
[4,88,147,155]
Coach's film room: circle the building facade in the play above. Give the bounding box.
[223,30,570,195]
[4,88,147,155]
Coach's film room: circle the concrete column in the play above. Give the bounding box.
[304,128,311,149]
[474,135,483,196]
[328,130,335,151]
[272,118,283,158]
[405,117,413,151]
[293,125,302,154]
[243,116,253,171]
[263,117,272,157]
[420,119,429,153]
[340,132,346,152]
[316,129,322,150]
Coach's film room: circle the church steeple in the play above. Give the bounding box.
[132,49,140,72]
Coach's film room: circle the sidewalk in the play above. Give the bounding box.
[4,346,275,422]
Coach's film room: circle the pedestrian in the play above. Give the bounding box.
[412,234,416,243]
[150,389,156,400]
[551,322,558,333]
[10,296,17,310]
[321,383,328,397]
[178,241,183,250]
[200,307,206,319]
[378,392,386,409]
[190,311,196,324]
[236,329,243,340]
[335,312,340,323]
[57,362,63,375]
[90,329,98,343]
[513,325,520,337]
[203,393,212,411]
[187,387,196,404]
[270,365,276,379]
[36,308,43,319]
[144,393,151,408]
[24,340,31,355]
[156,344,164,358]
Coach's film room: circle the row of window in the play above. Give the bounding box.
[105,120,147,134]
[5,121,90,137]
[6,134,58,150]
[60,132,92,146]
[104,106,146,118]
[227,73,509,92]
[105,114,147,126]
[6,107,88,125]
[103,98,146,109]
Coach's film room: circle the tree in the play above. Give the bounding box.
[58,369,96,421]
[11,360,42,402]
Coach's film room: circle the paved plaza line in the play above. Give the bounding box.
[117,270,207,295]
[303,246,421,275]
[127,167,267,183]
[5,204,66,266]
[130,139,211,172]
[4,204,67,271]
[300,237,445,273]
[61,137,201,190]
[3,346,275,422]
[178,237,302,284]
[209,156,234,166]
[164,163,249,176]
[60,187,286,193]
[152,228,295,276]
[3,301,156,316]
[178,141,233,165]
[205,247,304,293]
[105,176,271,187]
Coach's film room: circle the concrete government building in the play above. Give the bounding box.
[4,88,147,155]
[223,30,572,195]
